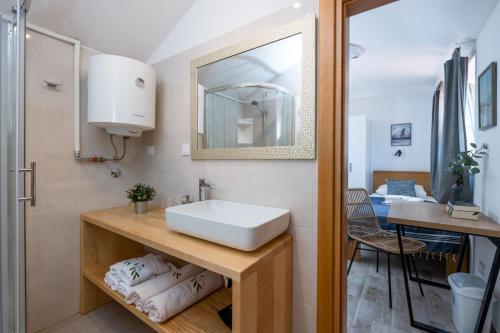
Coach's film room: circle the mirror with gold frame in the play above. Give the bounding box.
[190,15,316,160]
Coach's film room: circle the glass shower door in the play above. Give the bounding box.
[0,1,29,332]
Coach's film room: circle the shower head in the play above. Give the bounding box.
[251,100,266,114]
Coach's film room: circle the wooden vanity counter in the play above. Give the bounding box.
[80,205,293,333]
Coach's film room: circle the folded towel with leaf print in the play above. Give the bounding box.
[117,253,171,287]
[128,263,205,312]
[144,270,223,323]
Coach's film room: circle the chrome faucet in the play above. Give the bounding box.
[199,178,213,201]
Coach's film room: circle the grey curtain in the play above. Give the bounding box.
[431,48,468,203]
[430,82,442,193]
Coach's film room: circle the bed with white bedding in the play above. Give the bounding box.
[369,171,463,259]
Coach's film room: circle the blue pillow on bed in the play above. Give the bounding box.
[386,179,416,197]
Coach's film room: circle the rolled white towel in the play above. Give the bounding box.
[119,253,171,287]
[116,264,179,302]
[144,270,223,323]
[130,263,205,312]
[117,280,134,298]
[104,271,120,291]
[117,262,181,299]
[110,261,126,278]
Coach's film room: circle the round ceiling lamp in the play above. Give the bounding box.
[349,43,365,60]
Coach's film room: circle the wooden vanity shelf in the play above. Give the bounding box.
[80,206,293,333]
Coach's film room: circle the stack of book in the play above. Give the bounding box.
[447,201,480,220]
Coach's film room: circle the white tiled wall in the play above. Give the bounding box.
[143,7,318,333]
[25,32,147,332]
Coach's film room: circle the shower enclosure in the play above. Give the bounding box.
[0,1,29,332]
[203,82,296,149]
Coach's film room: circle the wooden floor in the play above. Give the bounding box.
[347,250,458,333]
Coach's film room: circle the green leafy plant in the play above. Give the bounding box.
[126,183,156,202]
[448,143,489,185]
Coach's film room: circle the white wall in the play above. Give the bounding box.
[348,115,369,189]
[147,0,311,64]
[349,93,433,191]
[143,4,318,333]
[472,1,500,329]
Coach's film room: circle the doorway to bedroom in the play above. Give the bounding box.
[345,0,500,332]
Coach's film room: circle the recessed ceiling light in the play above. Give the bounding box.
[25,33,30,39]
[293,2,301,9]
[349,43,365,60]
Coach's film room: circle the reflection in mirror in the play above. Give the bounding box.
[197,34,302,149]
[191,15,315,160]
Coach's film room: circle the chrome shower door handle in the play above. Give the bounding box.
[43,80,62,88]
[18,161,36,206]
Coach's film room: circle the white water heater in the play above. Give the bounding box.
[87,55,156,137]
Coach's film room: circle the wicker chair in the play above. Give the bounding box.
[346,188,426,308]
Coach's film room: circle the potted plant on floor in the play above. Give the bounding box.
[126,183,156,214]
[448,143,488,203]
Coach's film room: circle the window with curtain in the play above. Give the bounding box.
[465,55,476,145]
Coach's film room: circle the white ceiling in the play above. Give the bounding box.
[147,0,308,63]
[349,0,500,99]
[20,0,195,61]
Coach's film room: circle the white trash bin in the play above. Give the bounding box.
[448,273,497,333]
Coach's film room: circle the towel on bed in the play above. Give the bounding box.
[144,270,223,323]
[117,253,171,287]
[129,263,205,312]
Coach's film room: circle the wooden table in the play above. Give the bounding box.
[388,201,500,333]
[81,206,293,333]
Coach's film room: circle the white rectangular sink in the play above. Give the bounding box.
[166,200,290,251]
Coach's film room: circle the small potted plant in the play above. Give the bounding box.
[448,143,488,203]
[126,183,156,214]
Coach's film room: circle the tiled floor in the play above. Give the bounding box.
[37,302,154,333]
[348,250,458,333]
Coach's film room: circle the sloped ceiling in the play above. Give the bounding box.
[147,0,307,64]
[23,0,195,61]
[349,0,500,98]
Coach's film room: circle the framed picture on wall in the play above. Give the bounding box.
[391,123,412,146]
[478,62,497,130]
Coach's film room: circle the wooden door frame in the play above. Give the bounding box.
[316,0,397,332]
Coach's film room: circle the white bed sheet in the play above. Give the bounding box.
[370,193,437,203]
